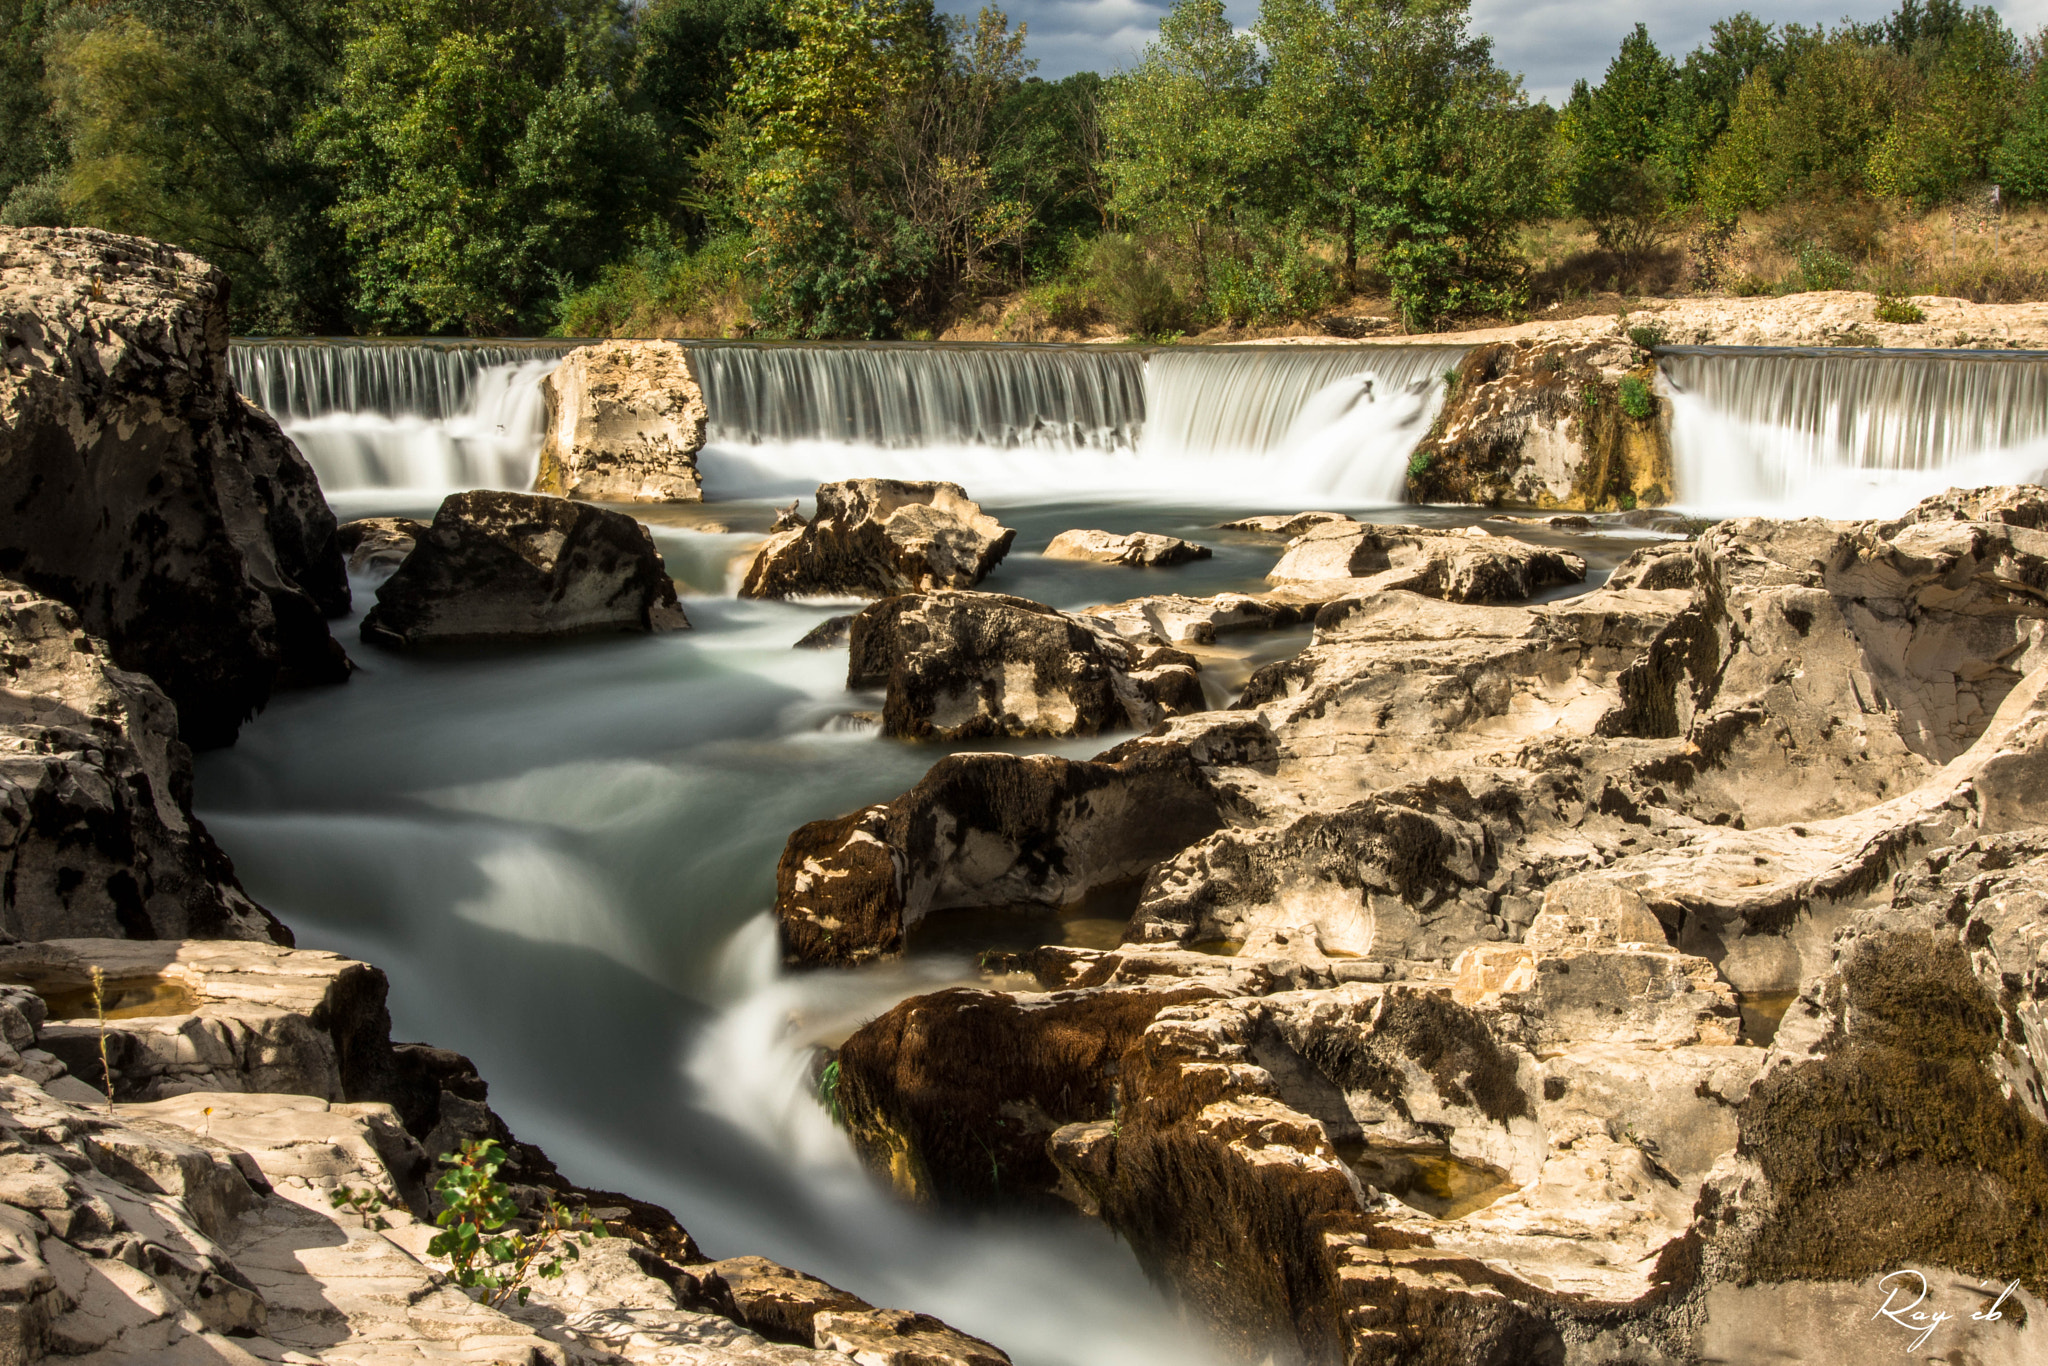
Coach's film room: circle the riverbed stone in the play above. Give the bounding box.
[336,516,427,575]
[361,490,689,646]
[740,480,1016,600]
[846,591,1203,740]
[1265,519,1587,600]
[536,339,706,503]
[1041,529,1211,567]
[0,583,282,943]
[0,227,350,747]
[1216,512,1355,536]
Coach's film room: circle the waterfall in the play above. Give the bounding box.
[231,339,578,495]
[1662,345,2048,515]
[693,342,1464,503]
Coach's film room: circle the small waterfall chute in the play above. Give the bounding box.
[1662,345,2048,515]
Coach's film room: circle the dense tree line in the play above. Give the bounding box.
[0,0,2040,336]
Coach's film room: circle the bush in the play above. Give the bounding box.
[1618,374,1654,419]
[554,232,757,338]
[1875,295,1926,324]
[426,1139,604,1309]
[1626,323,1666,353]
[1084,235,1184,340]
[1796,243,1854,292]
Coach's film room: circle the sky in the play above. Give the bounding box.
[968,0,2048,104]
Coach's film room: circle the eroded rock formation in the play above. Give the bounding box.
[1042,529,1211,567]
[1407,339,1673,510]
[0,583,280,943]
[336,516,427,576]
[785,485,2048,1365]
[536,339,706,503]
[740,480,1016,600]
[361,490,689,647]
[0,227,350,746]
[846,591,1203,740]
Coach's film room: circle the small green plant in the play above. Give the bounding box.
[1875,295,1926,324]
[331,1186,392,1231]
[816,1059,843,1128]
[1625,324,1666,353]
[1441,367,1461,396]
[89,966,112,1114]
[427,1139,604,1308]
[1407,449,1434,480]
[1796,243,1854,293]
[1618,375,1655,421]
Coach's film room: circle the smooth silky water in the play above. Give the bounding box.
[197,338,2048,1364]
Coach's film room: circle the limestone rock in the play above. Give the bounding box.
[1083,589,1319,647]
[703,1255,871,1345]
[536,339,705,503]
[794,614,854,649]
[846,591,1204,740]
[773,739,1228,967]
[812,1308,1011,1366]
[1216,512,1354,536]
[739,480,1016,600]
[1041,529,1211,567]
[0,583,280,942]
[0,227,349,747]
[1405,340,1672,510]
[336,516,426,575]
[362,490,689,647]
[1265,520,1586,601]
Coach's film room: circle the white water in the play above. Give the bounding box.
[1663,346,2048,516]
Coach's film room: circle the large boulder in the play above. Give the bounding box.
[361,491,689,647]
[535,339,706,503]
[847,591,1204,740]
[1405,339,1673,510]
[740,480,1015,600]
[0,582,281,943]
[0,227,349,747]
[1042,529,1211,567]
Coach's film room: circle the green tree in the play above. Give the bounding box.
[1869,6,2019,205]
[1557,24,1679,273]
[1100,0,1262,292]
[1662,13,1782,197]
[305,0,659,333]
[0,0,65,225]
[1991,40,2048,201]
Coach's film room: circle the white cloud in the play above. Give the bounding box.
[954,0,2048,98]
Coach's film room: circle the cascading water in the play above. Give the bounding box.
[693,341,1466,503]
[230,339,579,496]
[1662,345,2048,515]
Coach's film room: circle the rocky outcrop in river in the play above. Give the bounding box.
[1042,529,1211,567]
[361,491,689,647]
[1407,339,1674,510]
[741,480,1015,599]
[846,591,1203,740]
[0,228,350,747]
[780,485,2048,1364]
[536,340,706,504]
[0,583,281,944]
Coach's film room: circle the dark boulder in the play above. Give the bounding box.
[361,491,690,647]
[0,227,350,746]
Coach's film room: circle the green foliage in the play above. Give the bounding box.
[552,229,757,336]
[1082,234,1184,338]
[1558,25,1681,271]
[1406,448,1433,479]
[331,1185,392,1231]
[1991,59,2048,203]
[1868,6,2019,206]
[428,1139,605,1309]
[1626,323,1666,351]
[1797,241,1855,290]
[1617,373,1654,418]
[817,1058,843,1127]
[305,0,660,334]
[1875,293,1926,322]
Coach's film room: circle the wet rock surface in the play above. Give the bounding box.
[536,339,706,504]
[846,591,1203,740]
[1042,529,1211,567]
[775,485,2048,1365]
[740,480,1016,600]
[0,227,350,747]
[0,583,280,943]
[362,490,690,647]
[336,516,427,576]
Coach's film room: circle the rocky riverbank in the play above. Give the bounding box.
[776,484,2048,1363]
[0,228,1012,1366]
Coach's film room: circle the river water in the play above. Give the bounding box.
[196,339,2048,1364]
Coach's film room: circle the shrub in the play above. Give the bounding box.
[1618,374,1654,420]
[1084,235,1184,340]
[1875,294,1927,324]
[427,1139,605,1309]
[1626,323,1666,353]
[1796,243,1854,292]
[1407,449,1433,480]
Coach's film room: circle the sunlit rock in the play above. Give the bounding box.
[740,479,1016,600]
[536,339,706,503]
[1042,528,1211,567]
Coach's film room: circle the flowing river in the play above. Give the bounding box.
[197,338,2048,1365]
